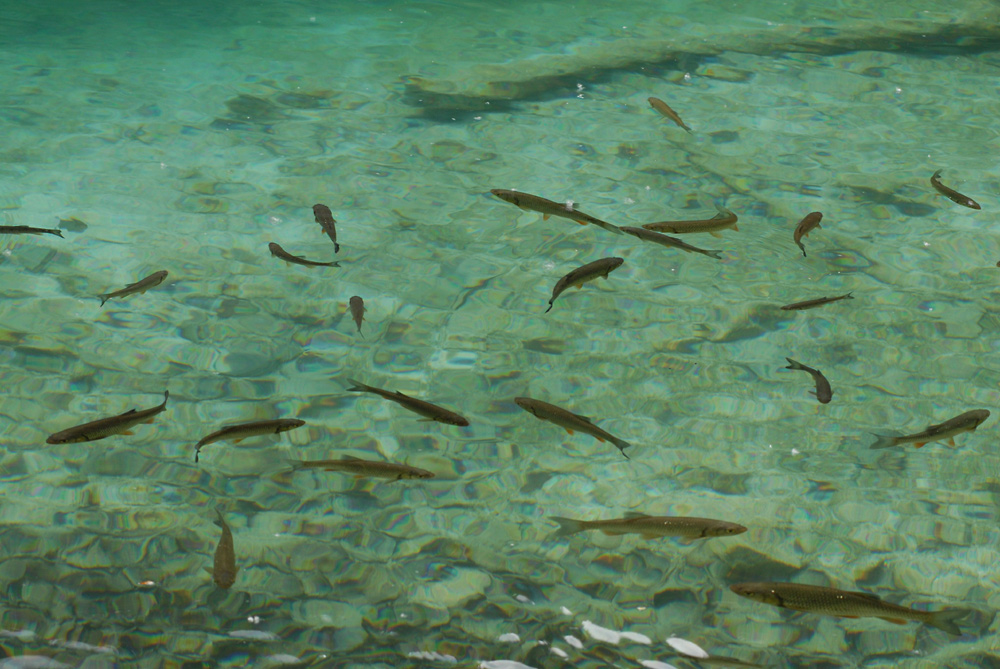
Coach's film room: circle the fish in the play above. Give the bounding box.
[641,205,739,238]
[647,96,692,133]
[729,581,970,635]
[312,203,340,252]
[620,226,722,259]
[792,211,823,257]
[930,170,980,210]
[346,378,469,426]
[349,296,365,335]
[267,242,339,267]
[194,418,306,462]
[490,189,623,235]
[0,225,64,238]
[99,270,168,307]
[291,456,434,480]
[783,358,833,404]
[208,508,238,589]
[549,512,745,539]
[46,391,169,444]
[514,396,632,459]
[870,409,990,449]
[546,257,624,313]
[780,293,854,311]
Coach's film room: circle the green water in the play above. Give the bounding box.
[2,0,1000,666]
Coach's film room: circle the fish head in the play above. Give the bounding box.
[709,521,748,537]
[406,468,436,480]
[491,189,518,205]
[214,569,238,589]
[278,419,307,433]
[967,409,991,429]
[513,397,537,415]
[449,416,471,427]
[729,582,781,605]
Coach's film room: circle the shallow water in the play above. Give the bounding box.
[2,0,1000,666]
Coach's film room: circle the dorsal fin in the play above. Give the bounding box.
[848,590,883,602]
[342,455,361,461]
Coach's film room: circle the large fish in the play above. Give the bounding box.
[312,203,340,252]
[780,293,854,311]
[549,512,745,540]
[930,170,980,210]
[195,418,305,462]
[546,257,624,313]
[783,358,833,404]
[490,189,623,235]
[730,581,970,635]
[515,396,632,459]
[268,242,339,267]
[346,378,469,426]
[620,226,722,259]
[0,225,63,238]
[870,410,990,449]
[46,391,168,444]
[792,212,823,257]
[647,96,692,133]
[99,270,168,307]
[208,508,238,589]
[349,296,365,335]
[291,456,434,480]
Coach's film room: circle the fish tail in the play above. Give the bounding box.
[611,437,632,459]
[545,300,554,313]
[705,249,723,260]
[213,506,226,528]
[869,433,899,450]
[796,241,807,257]
[784,357,806,371]
[53,229,65,238]
[334,243,341,253]
[845,292,855,300]
[549,516,587,538]
[345,378,371,393]
[99,294,110,307]
[925,608,970,635]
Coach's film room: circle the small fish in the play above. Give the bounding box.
[870,409,990,449]
[312,203,340,252]
[346,378,469,426]
[648,96,692,133]
[515,396,632,459]
[780,293,854,311]
[0,225,64,238]
[195,418,305,462]
[546,257,624,313]
[490,189,623,235]
[291,456,434,480]
[349,296,365,335]
[268,242,339,267]
[930,170,980,210]
[209,508,238,589]
[641,206,739,238]
[783,358,833,404]
[730,581,970,635]
[99,270,168,307]
[46,391,168,444]
[792,211,823,257]
[549,512,745,540]
[620,226,722,259]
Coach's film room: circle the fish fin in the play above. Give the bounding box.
[545,301,554,313]
[881,618,908,625]
[932,169,943,179]
[869,433,900,449]
[926,608,971,635]
[642,533,662,540]
[845,292,855,299]
[345,378,368,392]
[947,437,956,446]
[143,417,156,424]
[612,438,633,459]
[731,224,740,231]
[842,615,860,619]
[564,428,574,435]
[121,430,134,435]
[342,455,361,461]
[710,231,723,238]
[706,250,723,260]
[99,295,110,306]
[352,474,366,479]
[796,241,807,257]
[623,512,650,520]
[549,516,587,538]
[542,214,550,220]
[600,529,630,536]
[914,442,926,448]
[334,243,341,253]
[204,568,214,576]
[574,220,588,226]
[593,435,606,443]
[784,358,805,371]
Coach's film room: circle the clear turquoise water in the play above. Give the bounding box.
[2,0,1000,666]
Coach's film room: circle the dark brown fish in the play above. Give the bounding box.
[346,378,469,426]
[209,508,238,589]
[0,225,63,238]
[349,296,365,335]
[46,391,169,444]
[546,257,624,313]
[195,418,306,462]
[515,396,632,458]
[268,242,339,267]
[648,97,692,133]
[312,203,340,252]
[780,293,854,311]
[792,212,823,257]
[730,581,969,635]
[292,456,434,480]
[930,170,980,210]
[784,358,832,404]
[549,512,745,539]
[870,409,990,449]
[641,206,739,238]
[620,226,723,259]
[490,189,623,235]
